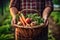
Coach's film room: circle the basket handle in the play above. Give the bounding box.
[18,9,39,14]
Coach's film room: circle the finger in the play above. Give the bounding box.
[44,20,48,27]
[13,20,15,24]
[11,20,14,25]
[46,20,48,26]
[13,20,16,24]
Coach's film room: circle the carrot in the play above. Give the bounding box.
[21,13,29,25]
[19,17,26,26]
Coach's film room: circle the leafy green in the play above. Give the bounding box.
[26,13,44,25]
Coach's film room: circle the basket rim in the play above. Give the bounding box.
[11,23,44,29]
[18,9,39,13]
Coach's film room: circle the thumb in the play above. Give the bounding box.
[44,19,48,26]
[45,20,48,26]
[11,19,16,25]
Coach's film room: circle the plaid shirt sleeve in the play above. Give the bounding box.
[9,0,20,10]
[9,0,18,8]
[45,0,53,8]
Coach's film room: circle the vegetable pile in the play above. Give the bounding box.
[16,13,44,27]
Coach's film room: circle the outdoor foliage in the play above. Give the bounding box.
[0,13,14,40]
[53,0,60,5]
[48,29,55,40]
[51,12,60,25]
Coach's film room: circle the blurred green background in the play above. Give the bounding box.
[0,0,60,40]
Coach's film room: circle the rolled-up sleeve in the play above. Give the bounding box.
[9,0,15,8]
[45,0,53,9]
[9,0,20,9]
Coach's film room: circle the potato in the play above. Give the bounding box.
[30,21,37,26]
[17,22,22,25]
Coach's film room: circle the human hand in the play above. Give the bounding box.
[11,17,16,25]
[43,18,48,27]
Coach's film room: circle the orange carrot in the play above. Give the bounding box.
[21,13,29,25]
[20,17,25,26]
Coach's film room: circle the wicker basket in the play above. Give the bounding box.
[11,9,44,40]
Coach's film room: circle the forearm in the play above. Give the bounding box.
[42,7,53,20]
[10,7,18,18]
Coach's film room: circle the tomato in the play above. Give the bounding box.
[26,18,32,24]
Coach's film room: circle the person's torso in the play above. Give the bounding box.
[20,0,45,11]
[12,0,45,16]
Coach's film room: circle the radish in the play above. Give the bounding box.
[26,18,32,24]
